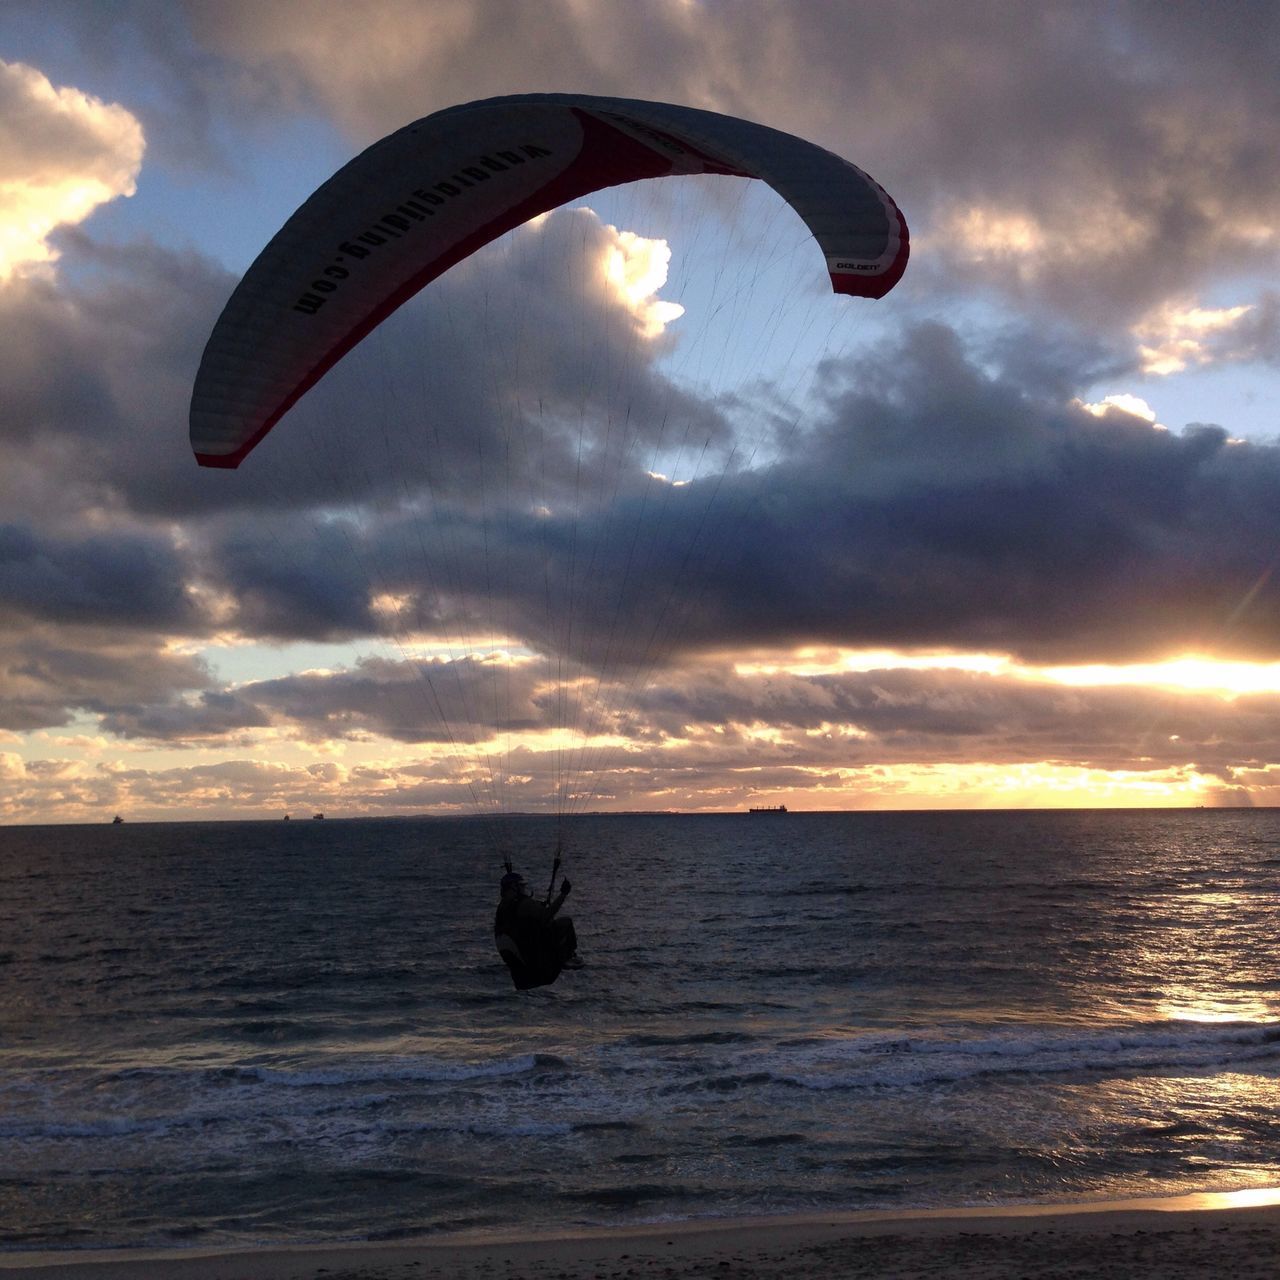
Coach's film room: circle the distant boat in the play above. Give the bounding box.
[748,804,788,814]
[312,813,325,820]
[283,814,290,821]
[112,814,124,824]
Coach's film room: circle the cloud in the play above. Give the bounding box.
[9,207,1280,726]
[7,1,1278,368]
[0,522,199,630]
[0,59,143,278]
[101,652,548,745]
[169,2,1280,336]
[601,321,1280,666]
[187,0,718,135]
[0,194,722,740]
[77,645,1261,776]
[40,648,1280,818]
[601,224,685,339]
[170,204,715,518]
[0,233,235,528]
[1134,299,1260,375]
[0,623,210,734]
[44,225,1280,676]
[4,756,343,822]
[5,10,1280,818]
[1076,393,1163,427]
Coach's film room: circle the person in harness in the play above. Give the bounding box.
[493,869,582,990]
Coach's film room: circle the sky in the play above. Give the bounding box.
[3,0,1280,823]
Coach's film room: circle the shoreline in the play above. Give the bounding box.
[5,1189,1280,1279]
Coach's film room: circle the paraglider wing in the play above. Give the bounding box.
[189,93,909,469]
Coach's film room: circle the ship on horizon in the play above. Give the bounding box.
[748,804,788,814]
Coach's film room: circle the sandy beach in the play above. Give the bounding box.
[5,1193,1280,1280]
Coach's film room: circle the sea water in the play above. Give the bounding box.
[2,808,1279,1251]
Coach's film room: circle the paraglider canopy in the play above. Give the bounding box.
[189,92,908,470]
[186,92,910,841]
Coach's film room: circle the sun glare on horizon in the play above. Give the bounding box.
[734,647,1280,699]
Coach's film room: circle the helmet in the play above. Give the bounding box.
[500,871,526,894]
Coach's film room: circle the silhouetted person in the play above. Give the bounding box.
[493,871,581,989]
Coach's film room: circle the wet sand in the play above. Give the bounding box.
[4,1194,1280,1279]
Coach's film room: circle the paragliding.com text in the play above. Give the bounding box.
[292,142,554,316]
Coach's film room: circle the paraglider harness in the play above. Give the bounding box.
[494,848,574,990]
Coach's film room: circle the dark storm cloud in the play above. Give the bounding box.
[171,318,1280,669]
[0,625,209,733]
[0,272,113,450]
[196,461,738,674]
[0,244,223,736]
[0,232,234,522]
[247,319,1280,668]
[200,514,378,642]
[673,323,1280,664]
[0,522,197,631]
[10,219,1280,681]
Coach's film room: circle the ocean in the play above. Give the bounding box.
[2,808,1279,1253]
